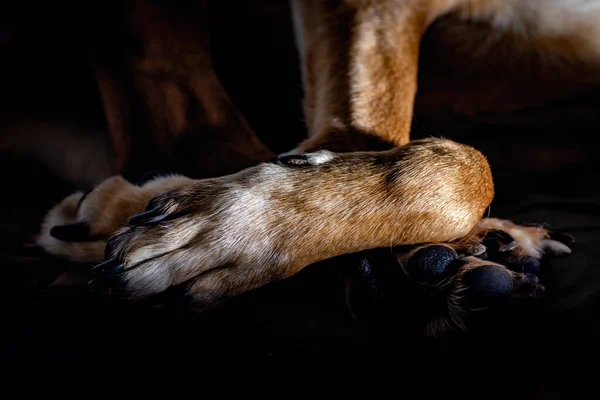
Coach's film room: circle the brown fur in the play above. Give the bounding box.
[35,0,592,324]
[93,0,274,179]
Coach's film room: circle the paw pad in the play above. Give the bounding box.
[462,265,513,299]
[404,245,460,281]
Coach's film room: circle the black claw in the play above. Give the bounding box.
[145,196,166,212]
[50,222,94,242]
[127,209,169,226]
[483,230,518,254]
[128,208,186,227]
[498,240,518,253]
[465,243,487,257]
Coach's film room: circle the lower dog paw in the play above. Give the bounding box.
[345,218,574,336]
[34,174,194,263]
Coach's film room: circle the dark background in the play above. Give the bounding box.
[1,1,599,395]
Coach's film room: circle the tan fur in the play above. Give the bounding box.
[478,218,571,258]
[35,0,592,310]
[294,0,600,152]
[37,174,194,262]
[94,0,274,178]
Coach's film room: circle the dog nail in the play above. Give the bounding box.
[127,209,167,225]
[49,222,92,242]
[498,240,518,253]
[466,243,487,257]
[483,230,517,253]
[541,239,572,256]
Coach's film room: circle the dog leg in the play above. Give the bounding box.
[347,224,573,336]
[35,174,195,263]
[38,0,575,317]
[40,0,494,303]
[87,137,494,307]
[290,0,458,152]
[93,0,274,180]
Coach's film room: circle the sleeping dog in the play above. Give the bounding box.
[35,0,595,333]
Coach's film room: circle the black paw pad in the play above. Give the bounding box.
[462,265,513,299]
[405,245,459,281]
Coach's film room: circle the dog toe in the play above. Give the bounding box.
[403,244,460,281]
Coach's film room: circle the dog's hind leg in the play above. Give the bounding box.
[92,0,274,180]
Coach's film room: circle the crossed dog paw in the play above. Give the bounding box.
[31,140,573,335]
[345,223,573,336]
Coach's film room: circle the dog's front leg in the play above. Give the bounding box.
[93,0,274,179]
[291,0,458,152]
[90,138,494,307]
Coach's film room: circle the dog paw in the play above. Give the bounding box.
[88,166,300,307]
[476,218,573,276]
[345,218,575,337]
[400,244,550,332]
[35,174,194,263]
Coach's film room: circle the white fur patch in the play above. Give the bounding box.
[307,150,335,164]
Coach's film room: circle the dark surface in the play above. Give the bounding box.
[1,1,599,395]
